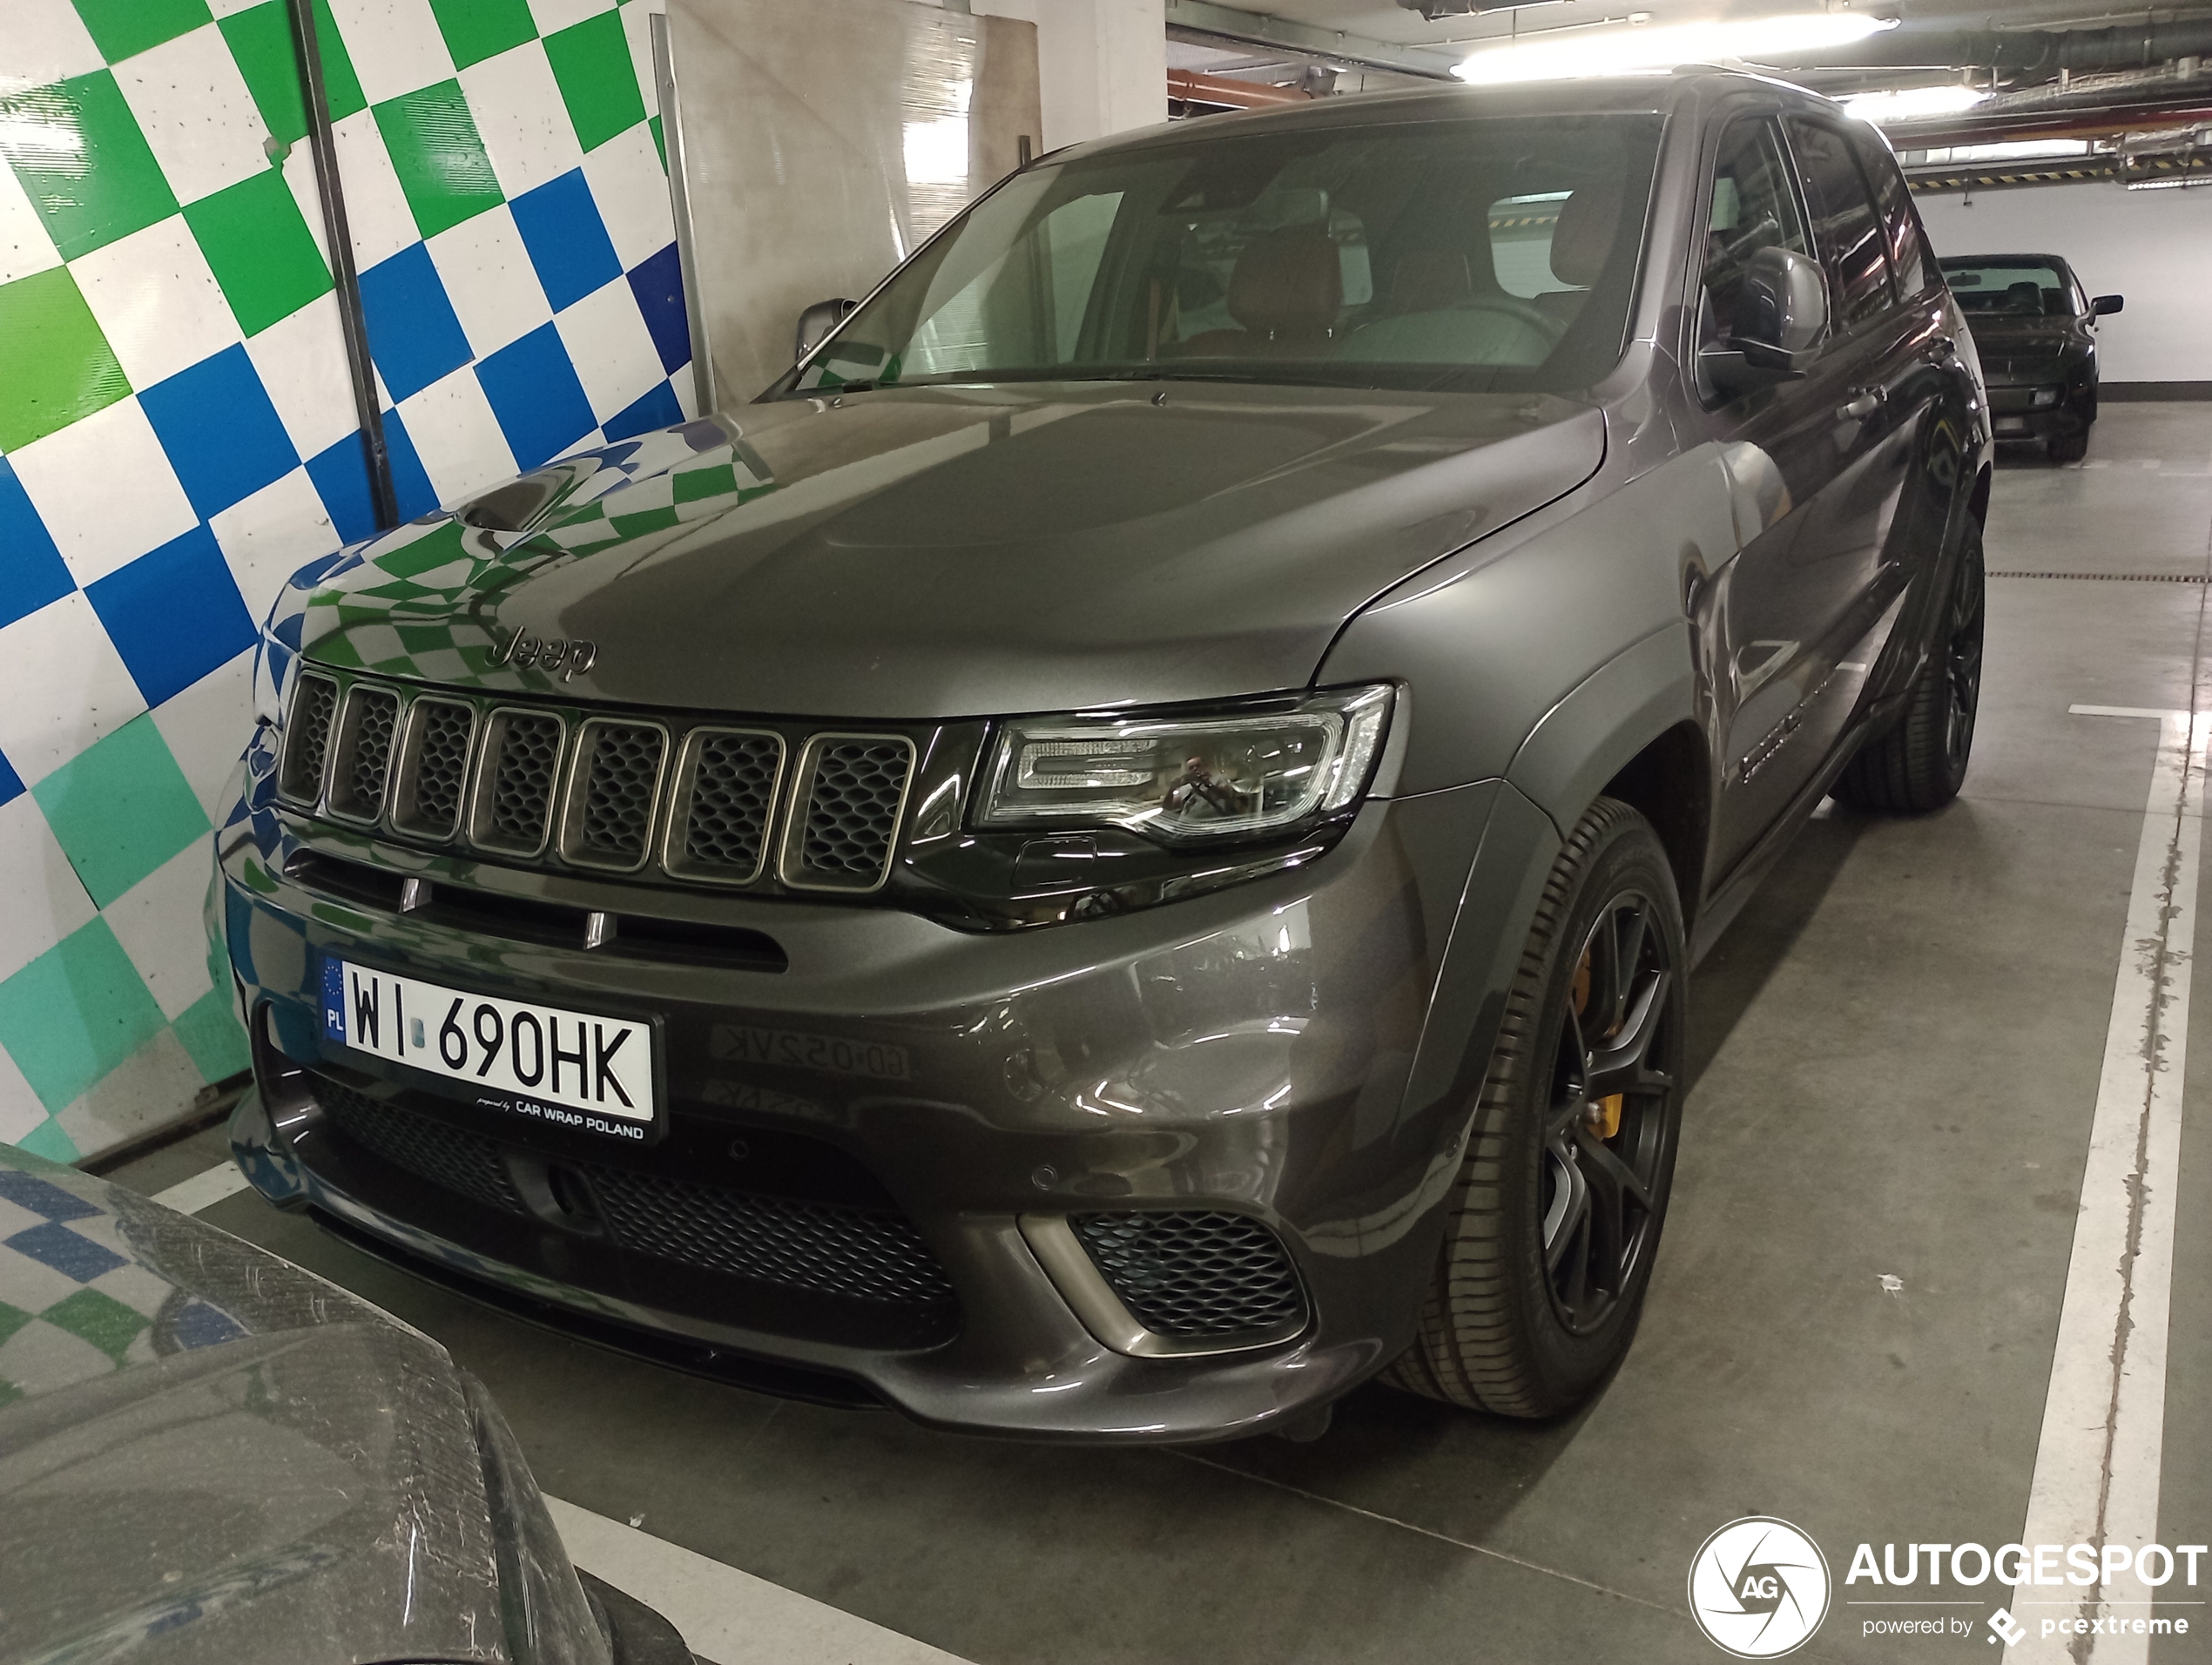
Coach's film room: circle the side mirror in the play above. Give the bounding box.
[795,297,858,361]
[1699,246,1829,401]
[2092,293,2124,316]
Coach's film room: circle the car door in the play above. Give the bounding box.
[1692,111,1895,879]
[1838,118,1973,709]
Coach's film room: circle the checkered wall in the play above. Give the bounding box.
[0,0,690,1163]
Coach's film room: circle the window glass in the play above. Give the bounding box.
[1698,118,1812,352]
[1787,118,1894,330]
[1937,258,2080,317]
[1844,123,1929,298]
[791,114,1665,397]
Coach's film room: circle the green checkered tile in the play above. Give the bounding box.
[219,3,311,146]
[183,167,333,335]
[543,10,644,153]
[172,985,249,1083]
[41,1285,151,1358]
[0,266,132,451]
[0,72,180,260]
[310,0,368,121]
[72,0,215,66]
[374,79,503,239]
[429,0,536,73]
[0,920,168,1113]
[33,716,212,910]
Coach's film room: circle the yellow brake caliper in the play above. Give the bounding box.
[1574,945,1625,1140]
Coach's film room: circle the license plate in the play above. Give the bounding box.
[321,959,658,1139]
[1994,416,2028,433]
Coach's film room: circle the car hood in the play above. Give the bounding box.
[0,1151,556,1665]
[290,382,1603,718]
[1963,313,2089,368]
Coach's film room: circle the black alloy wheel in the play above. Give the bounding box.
[1831,516,1985,813]
[1388,797,1688,1417]
[1541,892,1676,1333]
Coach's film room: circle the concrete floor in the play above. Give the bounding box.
[107,405,2212,1664]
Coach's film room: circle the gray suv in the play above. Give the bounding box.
[217,71,1990,1439]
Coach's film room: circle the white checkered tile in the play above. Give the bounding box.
[57,1027,209,1156]
[211,469,341,621]
[329,107,423,267]
[461,42,585,199]
[0,1312,111,1397]
[0,794,97,987]
[71,213,243,392]
[105,844,217,1019]
[527,0,617,35]
[244,293,364,460]
[0,1045,45,1147]
[6,0,104,88]
[0,594,148,787]
[557,275,664,421]
[427,204,551,358]
[279,142,333,270]
[620,1,662,118]
[580,122,671,269]
[151,647,256,819]
[0,162,62,286]
[10,398,198,588]
[397,364,517,505]
[114,23,269,207]
[327,0,457,105]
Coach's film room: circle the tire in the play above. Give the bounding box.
[1386,798,1687,1418]
[2048,429,2088,463]
[1831,516,1985,812]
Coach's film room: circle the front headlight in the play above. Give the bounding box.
[979,685,1393,844]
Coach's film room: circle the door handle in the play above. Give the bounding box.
[1838,388,1884,421]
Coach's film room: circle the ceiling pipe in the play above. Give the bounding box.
[1167,66,1312,107]
[1770,15,2212,81]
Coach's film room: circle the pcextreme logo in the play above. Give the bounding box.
[1688,1518,1833,1658]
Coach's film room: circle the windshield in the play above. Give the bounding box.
[1940,258,2078,318]
[779,114,1664,398]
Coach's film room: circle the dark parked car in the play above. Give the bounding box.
[1939,252,2121,462]
[214,71,1990,1441]
[0,1147,691,1665]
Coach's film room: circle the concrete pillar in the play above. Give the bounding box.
[1021,0,1166,152]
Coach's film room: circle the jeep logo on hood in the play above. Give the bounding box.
[489,628,596,681]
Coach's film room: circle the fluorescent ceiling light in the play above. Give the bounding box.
[1454,10,1894,84]
[1841,84,1988,123]
[1907,138,2090,165]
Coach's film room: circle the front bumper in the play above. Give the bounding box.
[1985,378,2090,441]
[215,724,1509,1441]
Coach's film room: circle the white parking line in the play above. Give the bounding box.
[2007,706,2207,1661]
[143,1159,973,1665]
[148,1162,253,1215]
[545,1497,973,1665]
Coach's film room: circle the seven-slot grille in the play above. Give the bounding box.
[277,671,914,893]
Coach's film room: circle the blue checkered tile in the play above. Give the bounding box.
[86,524,260,709]
[360,242,476,402]
[140,346,304,520]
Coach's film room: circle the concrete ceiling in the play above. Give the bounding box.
[1200,1,2204,57]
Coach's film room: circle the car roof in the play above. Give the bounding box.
[1939,253,2077,269]
[1058,68,1838,163]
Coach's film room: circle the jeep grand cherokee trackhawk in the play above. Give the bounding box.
[216,72,1991,1440]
